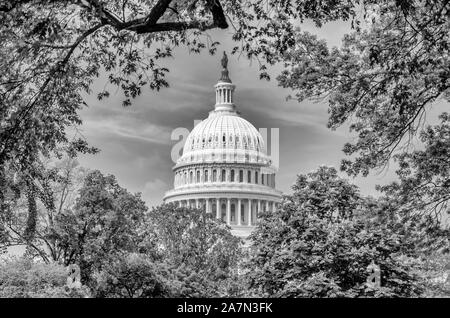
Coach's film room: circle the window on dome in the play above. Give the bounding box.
[190,171,193,183]
[262,174,265,185]
[239,170,243,182]
[231,170,235,182]
[196,170,200,183]
[255,171,258,184]
[213,169,217,182]
[222,134,226,143]
[221,169,226,182]
[204,170,208,182]
[221,204,226,221]
[248,170,251,183]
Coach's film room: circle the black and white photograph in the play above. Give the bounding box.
[0,0,449,307]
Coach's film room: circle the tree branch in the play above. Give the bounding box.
[79,0,228,33]
[126,19,218,34]
[144,0,172,25]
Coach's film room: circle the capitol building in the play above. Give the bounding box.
[164,52,282,235]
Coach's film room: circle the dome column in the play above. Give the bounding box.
[237,198,242,226]
[206,199,210,214]
[216,198,220,219]
[226,198,231,225]
[247,199,252,226]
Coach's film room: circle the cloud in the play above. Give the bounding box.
[141,178,169,208]
[143,178,167,192]
[81,119,172,146]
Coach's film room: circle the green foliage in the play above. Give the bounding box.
[276,1,450,221]
[1,158,90,262]
[2,166,149,288]
[91,204,243,298]
[54,170,148,286]
[94,252,229,298]
[291,166,360,220]
[2,163,448,298]
[94,253,172,298]
[138,204,243,297]
[378,113,450,223]
[414,251,450,297]
[245,167,423,297]
[146,204,242,274]
[278,1,449,177]
[0,257,90,298]
[2,162,243,298]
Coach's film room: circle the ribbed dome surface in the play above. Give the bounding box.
[177,111,270,166]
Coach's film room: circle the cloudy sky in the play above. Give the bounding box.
[75,20,448,208]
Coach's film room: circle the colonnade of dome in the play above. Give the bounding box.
[174,165,275,187]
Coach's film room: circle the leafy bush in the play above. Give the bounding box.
[0,258,90,298]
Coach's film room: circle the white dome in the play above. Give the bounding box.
[164,52,282,237]
[177,110,271,166]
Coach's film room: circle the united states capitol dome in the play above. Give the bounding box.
[164,52,282,237]
[177,110,271,166]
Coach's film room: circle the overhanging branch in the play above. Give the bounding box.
[78,0,228,33]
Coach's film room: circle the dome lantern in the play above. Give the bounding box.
[215,51,236,112]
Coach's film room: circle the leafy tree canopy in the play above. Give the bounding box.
[142,204,243,296]
[92,204,243,298]
[378,113,450,222]
[278,0,449,175]
[276,0,449,216]
[245,166,430,297]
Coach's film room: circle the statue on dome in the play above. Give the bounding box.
[221,51,228,70]
[219,51,231,82]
